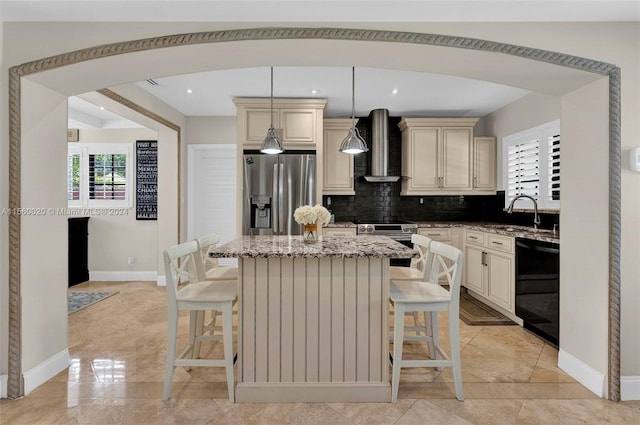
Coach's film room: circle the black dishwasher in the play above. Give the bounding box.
[515,238,560,346]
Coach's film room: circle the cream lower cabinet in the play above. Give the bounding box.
[463,229,515,314]
[234,98,327,150]
[323,119,356,195]
[418,227,461,284]
[399,118,480,195]
[323,227,356,236]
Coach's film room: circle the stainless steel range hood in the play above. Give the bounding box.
[364,109,401,182]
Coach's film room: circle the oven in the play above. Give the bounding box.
[357,223,418,267]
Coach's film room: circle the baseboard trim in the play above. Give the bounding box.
[89,271,157,282]
[236,382,390,402]
[1,374,7,398]
[23,348,70,395]
[157,275,166,286]
[558,349,605,397]
[621,375,640,401]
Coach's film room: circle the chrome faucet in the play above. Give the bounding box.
[506,195,541,229]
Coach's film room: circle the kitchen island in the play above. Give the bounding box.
[208,235,417,402]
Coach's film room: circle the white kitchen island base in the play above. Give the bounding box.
[237,256,390,402]
[208,235,416,403]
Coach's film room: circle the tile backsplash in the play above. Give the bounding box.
[323,113,559,229]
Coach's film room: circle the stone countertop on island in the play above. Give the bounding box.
[209,235,418,259]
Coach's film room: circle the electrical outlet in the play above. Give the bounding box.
[127,257,136,265]
[419,198,424,205]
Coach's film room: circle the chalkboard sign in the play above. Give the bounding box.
[136,140,158,220]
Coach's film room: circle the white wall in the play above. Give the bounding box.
[20,79,69,373]
[186,116,236,145]
[560,78,610,393]
[484,92,561,190]
[74,128,158,274]
[0,20,8,381]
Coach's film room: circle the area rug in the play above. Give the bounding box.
[459,292,516,326]
[68,291,118,315]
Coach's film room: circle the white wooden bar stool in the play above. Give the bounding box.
[389,234,435,353]
[193,233,239,350]
[389,241,464,402]
[195,233,238,282]
[163,240,237,402]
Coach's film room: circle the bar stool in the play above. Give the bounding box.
[194,233,238,281]
[389,234,435,352]
[163,240,237,401]
[389,241,464,402]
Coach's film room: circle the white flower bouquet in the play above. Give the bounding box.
[293,204,331,225]
[294,204,331,243]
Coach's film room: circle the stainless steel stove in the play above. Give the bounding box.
[356,222,418,242]
[357,222,417,266]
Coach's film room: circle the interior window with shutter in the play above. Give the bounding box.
[502,120,560,211]
[67,143,133,208]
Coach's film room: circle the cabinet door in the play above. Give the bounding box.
[323,124,355,195]
[245,108,279,143]
[474,136,496,190]
[442,127,472,189]
[409,128,440,191]
[323,228,356,236]
[464,244,485,294]
[486,251,514,312]
[280,109,315,143]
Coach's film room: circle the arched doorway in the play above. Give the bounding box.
[6,27,621,400]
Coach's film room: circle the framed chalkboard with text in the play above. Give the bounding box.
[136,140,158,220]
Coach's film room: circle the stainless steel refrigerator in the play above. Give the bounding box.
[242,152,316,235]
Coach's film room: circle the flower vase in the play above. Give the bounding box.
[303,223,318,244]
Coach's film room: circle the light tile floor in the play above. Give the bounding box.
[1,281,638,424]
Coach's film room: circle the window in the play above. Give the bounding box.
[502,120,560,210]
[67,143,133,208]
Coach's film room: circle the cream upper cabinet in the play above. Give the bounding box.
[398,117,479,195]
[234,98,327,150]
[473,136,496,192]
[323,118,356,195]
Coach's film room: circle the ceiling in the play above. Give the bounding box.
[69,66,533,128]
[48,0,637,128]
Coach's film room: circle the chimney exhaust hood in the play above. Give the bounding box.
[364,109,401,182]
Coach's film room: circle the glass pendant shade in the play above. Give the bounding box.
[339,127,368,154]
[260,67,284,154]
[339,66,368,154]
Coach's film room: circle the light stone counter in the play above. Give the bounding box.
[208,235,415,403]
[208,234,416,259]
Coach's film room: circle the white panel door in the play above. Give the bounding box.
[188,144,237,266]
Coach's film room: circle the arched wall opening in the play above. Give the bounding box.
[5,28,621,400]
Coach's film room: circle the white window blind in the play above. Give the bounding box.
[502,120,560,210]
[67,143,133,208]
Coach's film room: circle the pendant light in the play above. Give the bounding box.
[260,66,284,154]
[339,67,368,154]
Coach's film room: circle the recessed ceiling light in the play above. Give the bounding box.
[185,89,193,94]
[99,106,105,110]
[311,90,318,94]
[392,89,399,95]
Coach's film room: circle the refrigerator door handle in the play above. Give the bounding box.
[278,163,285,235]
[272,163,279,234]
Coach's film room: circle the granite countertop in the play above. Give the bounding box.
[412,221,559,244]
[209,235,418,259]
[318,221,558,244]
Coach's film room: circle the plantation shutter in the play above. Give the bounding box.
[507,139,539,201]
[547,133,560,202]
